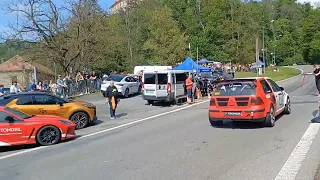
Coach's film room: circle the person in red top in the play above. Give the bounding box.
[186,74,193,104]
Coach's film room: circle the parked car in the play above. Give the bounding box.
[0,92,97,129]
[100,74,141,98]
[209,77,291,127]
[0,106,76,146]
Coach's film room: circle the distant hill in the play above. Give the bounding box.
[0,40,35,63]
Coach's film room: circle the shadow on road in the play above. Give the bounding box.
[90,119,104,126]
[211,114,284,129]
[0,144,39,153]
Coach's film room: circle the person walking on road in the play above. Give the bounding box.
[186,74,193,104]
[313,65,320,97]
[104,81,120,119]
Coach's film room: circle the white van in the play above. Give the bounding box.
[142,70,192,104]
[134,66,172,75]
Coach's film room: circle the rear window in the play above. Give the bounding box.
[213,82,256,96]
[106,75,125,82]
[144,74,156,84]
[157,74,168,85]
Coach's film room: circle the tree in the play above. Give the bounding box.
[142,6,188,65]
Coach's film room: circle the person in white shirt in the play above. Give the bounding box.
[10,81,22,93]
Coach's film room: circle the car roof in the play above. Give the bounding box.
[1,92,53,98]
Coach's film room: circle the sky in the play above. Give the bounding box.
[0,0,115,39]
[0,0,318,40]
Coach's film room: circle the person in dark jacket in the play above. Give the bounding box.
[104,81,119,119]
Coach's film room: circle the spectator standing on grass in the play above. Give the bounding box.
[36,81,44,90]
[104,80,120,119]
[186,74,193,104]
[56,75,65,98]
[10,81,22,93]
[28,79,37,92]
[90,71,97,91]
[0,85,6,96]
[76,71,85,95]
[49,80,57,95]
[82,71,90,94]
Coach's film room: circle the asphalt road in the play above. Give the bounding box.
[1,65,320,180]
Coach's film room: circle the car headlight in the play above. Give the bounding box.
[83,104,95,109]
[59,120,71,125]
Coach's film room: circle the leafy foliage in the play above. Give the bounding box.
[1,0,320,74]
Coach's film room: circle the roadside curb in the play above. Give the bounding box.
[276,66,304,83]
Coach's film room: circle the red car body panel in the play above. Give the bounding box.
[209,78,282,122]
[0,107,76,146]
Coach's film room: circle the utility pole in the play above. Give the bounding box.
[262,25,265,74]
[256,38,259,77]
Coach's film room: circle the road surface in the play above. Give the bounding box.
[1,65,319,180]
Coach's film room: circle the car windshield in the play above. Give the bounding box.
[214,82,256,96]
[5,107,32,119]
[106,75,125,82]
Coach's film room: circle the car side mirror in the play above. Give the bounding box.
[280,87,284,91]
[5,116,15,123]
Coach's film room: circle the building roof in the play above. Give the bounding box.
[0,55,54,75]
[110,0,122,8]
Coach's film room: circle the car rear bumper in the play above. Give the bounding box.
[209,109,266,122]
[142,94,174,102]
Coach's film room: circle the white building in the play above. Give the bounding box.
[109,0,128,15]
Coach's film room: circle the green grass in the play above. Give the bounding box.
[234,67,301,82]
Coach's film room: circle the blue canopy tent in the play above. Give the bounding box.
[251,60,265,68]
[172,57,212,73]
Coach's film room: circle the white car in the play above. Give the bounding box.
[100,74,141,98]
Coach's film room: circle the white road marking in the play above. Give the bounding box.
[0,100,209,160]
[274,123,320,180]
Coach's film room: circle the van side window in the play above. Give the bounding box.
[176,73,186,84]
[157,74,168,85]
[144,74,156,84]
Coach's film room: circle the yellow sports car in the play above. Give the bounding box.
[0,92,97,129]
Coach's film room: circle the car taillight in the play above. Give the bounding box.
[167,82,172,94]
[141,82,144,93]
[210,98,216,106]
[251,97,264,105]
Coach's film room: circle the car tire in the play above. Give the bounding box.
[209,119,223,126]
[36,125,61,146]
[264,105,276,127]
[124,88,129,98]
[147,100,154,105]
[284,97,291,114]
[70,111,89,129]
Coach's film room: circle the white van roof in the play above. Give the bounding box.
[134,66,172,74]
[143,69,194,74]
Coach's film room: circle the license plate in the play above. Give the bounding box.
[224,112,241,116]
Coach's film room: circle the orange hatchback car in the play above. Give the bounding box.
[209,77,291,127]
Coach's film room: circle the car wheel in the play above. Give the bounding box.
[284,97,291,114]
[70,111,89,129]
[209,119,223,126]
[264,106,276,127]
[147,100,154,105]
[124,88,129,98]
[36,126,61,146]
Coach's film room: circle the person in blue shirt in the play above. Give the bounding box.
[28,79,37,92]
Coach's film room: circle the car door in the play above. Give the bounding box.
[0,111,26,146]
[267,79,285,111]
[129,76,139,93]
[123,77,133,93]
[10,95,35,115]
[260,79,276,107]
[31,95,67,117]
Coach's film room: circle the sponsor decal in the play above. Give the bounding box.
[0,128,22,133]
[214,92,220,95]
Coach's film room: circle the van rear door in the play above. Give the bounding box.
[156,73,168,98]
[143,73,156,96]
